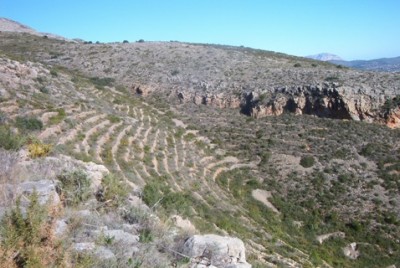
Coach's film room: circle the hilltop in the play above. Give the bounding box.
[0,19,400,267]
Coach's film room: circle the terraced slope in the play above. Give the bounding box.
[1,32,400,267]
[1,56,314,267]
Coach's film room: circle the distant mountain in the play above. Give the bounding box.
[306,53,343,61]
[331,56,400,72]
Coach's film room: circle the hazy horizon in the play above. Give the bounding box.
[1,0,399,61]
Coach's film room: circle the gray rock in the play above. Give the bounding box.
[0,180,60,207]
[94,246,116,260]
[54,219,68,237]
[343,242,360,259]
[95,229,139,245]
[74,242,96,252]
[182,234,251,268]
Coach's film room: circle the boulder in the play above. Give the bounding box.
[343,242,360,259]
[182,234,251,268]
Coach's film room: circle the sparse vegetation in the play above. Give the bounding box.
[0,192,67,267]
[15,116,43,131]
[57,170,92,206]
[27,141,52,158]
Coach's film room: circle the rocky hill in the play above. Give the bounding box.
[1,31,400,129]
[1,19,400,267]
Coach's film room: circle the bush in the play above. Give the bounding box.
[89,77,115,89]
[0,192,67,267]
[57,170,91,206]
[28,141,52,158]
[300,155,315,168]
[0,126,24,150]
[293,63,301,67]
[96,174,129,208]
[15,116,43,131]
[142,181,163,207]
[49,108,66,125]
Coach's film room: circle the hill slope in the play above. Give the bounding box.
[1,24,400,267]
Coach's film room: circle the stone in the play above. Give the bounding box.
[102,229,139,245]
[54,219,68,237]
[0,180,60,207]
[316,231,345,244]
[343,242,360,259]
[182,234,251,268]
[74,242,96,252]
[94,246,116,260]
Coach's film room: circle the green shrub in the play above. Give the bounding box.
[139,228,153,243]
[15,116,43,131]
[142,181,163,207]
[300,155,315,168]
[107,114,121,123]
[0,126,24,150]
[0,192,67,267]
[89,77,115,89]
[96,174,129,208]
[49,108,66,125]
[325,76,339,82]
[57,170,92,206]
[293,63,301,67]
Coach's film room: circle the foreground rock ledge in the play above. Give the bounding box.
[182,234,251,268]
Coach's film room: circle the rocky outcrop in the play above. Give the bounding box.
[343,242,360,259]
[182,234,251,268]
[240,84,400,128]
[178,91,242,109]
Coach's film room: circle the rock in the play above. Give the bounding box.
[54,219,68,237]
[74,242,96,252]
[94,246,116,260]
[96,229,139,245]
[182,234,251,268]
[171,215,196,233]
[343,242,360,259]
[316,232,345,244]
[0,180,60,207]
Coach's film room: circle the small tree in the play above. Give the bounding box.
[300,156,315,168]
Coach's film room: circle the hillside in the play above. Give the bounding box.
[1,21,400,267]
[331,56,400,72]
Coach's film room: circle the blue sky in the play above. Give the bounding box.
[1,0,399,60]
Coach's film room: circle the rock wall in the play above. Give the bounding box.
[175,82,400,128]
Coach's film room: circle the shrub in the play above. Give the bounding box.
[50,69,58,77]
[300,155,315,168]
[96,174,129,208]
[89,77,115,89]
[28,141,52,158]
[107,114,121,123]
[15,116,43,131]
[57,170,91,206]
[325,76,339,82]
[0,192,67,267]
[49,108,66,125]
[0,126,24,150]
[293,63,301,67]
[142,181,163,207]
[123,40,129,43]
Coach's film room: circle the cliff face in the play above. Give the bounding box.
[176,82,399,128]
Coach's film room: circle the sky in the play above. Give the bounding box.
[1,0,399,60]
